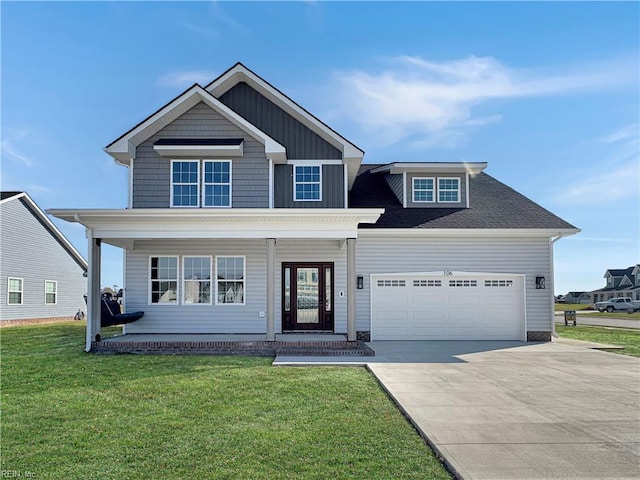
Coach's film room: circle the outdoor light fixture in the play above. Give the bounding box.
[536,275,546,289]
[357,276,364,289]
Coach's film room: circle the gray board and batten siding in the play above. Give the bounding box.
[274,164,345,208]
[218,81,342,160]
[132,102,270,209]
[0,197,87,321]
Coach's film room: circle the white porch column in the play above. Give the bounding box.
[266,238,276,341]
[347,238,357,341]
[85,232,102,352]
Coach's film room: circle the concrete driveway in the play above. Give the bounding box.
[275,340,640,479]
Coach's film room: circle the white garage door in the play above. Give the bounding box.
[371,272,525,341]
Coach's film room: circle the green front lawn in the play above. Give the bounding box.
[0,323,451,480]
[556,325,640,357]
[554,303,592,311]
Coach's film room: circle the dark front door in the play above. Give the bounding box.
[282,263,334,331]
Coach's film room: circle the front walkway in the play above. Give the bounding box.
[276,340,640,480]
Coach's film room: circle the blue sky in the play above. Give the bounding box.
[2,1,638,294]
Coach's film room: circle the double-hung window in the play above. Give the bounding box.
[171,160,200,207]
[413,177,435,203]
[438,178,460,203]
[45,280,57,305]
[203,160,231,207]
[216,256,245,305]
[183,257,212,304]
[294,165,321,201]
[150,256,178,304]
[7,277,23,305]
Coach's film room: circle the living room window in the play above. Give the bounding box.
[216,256,245,305]
[438,178,460,203]
[171,160,200,207]
[183,257,212,304]
[7,277,23,305]
[150,256,178,304]
[203,160,231,207]
[294,165,321,201]
[413,177,435,203]
[45,280,57,305]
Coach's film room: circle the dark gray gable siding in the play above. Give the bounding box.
[218,82,342,160]
[0,199,86,321]
[274,164,344,208]
[384,174,404,204]
[133,102,269,208]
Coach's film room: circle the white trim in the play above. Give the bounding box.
[465,172,470,208]
[437,177,461,203]
[343,164,348,209]
[402,171,407,208]
[170,159,200,208]
[148,256,180,305]
[293,164,322,202]
[359,228,581,238]
[44,280,58,305]
[412,176,435,203]
[371,162,487,175]
[7,277,23,305]
[215,255,246,306]
[129,158,134,209]
[182,256,213,305]
[202,160,232,208]
[268,158,274,209]
[154,143,243,157]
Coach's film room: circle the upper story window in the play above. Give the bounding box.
[45,280,57,305]
[171,160,232,208]
[413,177,435,203]
[438,178,460,203]
[171,160,200,207]
[203,161,232,207]
[607,276,613,287]
[294,165,322,201]
[7,277,23,305]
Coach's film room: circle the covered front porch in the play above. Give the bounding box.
[47,207,383,352]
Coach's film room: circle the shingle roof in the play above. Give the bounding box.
[1,191,23,201]
[350,165,577,230]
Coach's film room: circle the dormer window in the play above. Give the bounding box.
[294,165,322,201]
[438,178,460,203]
[413,177,435,203]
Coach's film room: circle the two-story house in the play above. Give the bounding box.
[591,265,640,303]
[49,63,579,352]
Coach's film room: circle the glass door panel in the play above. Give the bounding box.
[296,267,319,324]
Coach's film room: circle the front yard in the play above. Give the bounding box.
[556,325,640,357]
[0,322,451,480]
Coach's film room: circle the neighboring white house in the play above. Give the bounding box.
[48,63,579,351]
[1,192,87,322]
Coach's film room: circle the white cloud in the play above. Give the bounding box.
[325,55,635,147]
[181,22,220,40]
[156,70,217,88]
[1,130,34,168]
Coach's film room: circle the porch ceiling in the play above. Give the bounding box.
[47,208,384,246]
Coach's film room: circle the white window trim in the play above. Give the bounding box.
[170,159,200,208]
[437,177,461,203]
[202,159,232,208]
[148,256,180,305]
[44,280,58,305]
[182,256,213,305]
[7,277,23,305]
[215,255,247,306]
[293,164,323,202]
[412,176,435,203]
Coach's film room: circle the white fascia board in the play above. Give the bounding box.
[105,86,286,165]
[371,162,488,175]
[207,64,364,158]
[359,228,580,238]
[371,271,526,278]
[153,144,243,157]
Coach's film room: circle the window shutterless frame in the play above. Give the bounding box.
[202,160,232,208]
[148,256,180,305]
[215,256,246,305]
[7,277,23,305]
[182,256,213,305]
[170,160,200,207]
[412,177,435,203]
[293,164,322,202]
[437,177,461,203]
[45,280,58,305]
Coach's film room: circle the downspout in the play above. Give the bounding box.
[550,232,571,338]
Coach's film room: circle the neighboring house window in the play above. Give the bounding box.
[216,256,245,305]
[413,177,435,203]
[438,178,460,203]
[45,280,57,305]
[171,160,200,207]
[607,277,613,287]
[150,256,178,304]
[7,277,23,305]
[203,160,231,207]
[294,165,321,201]
[183,257,212,304]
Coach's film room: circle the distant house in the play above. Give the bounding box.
[0,192,87,322]
[591,265,640,303]
[564,291,591,304]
